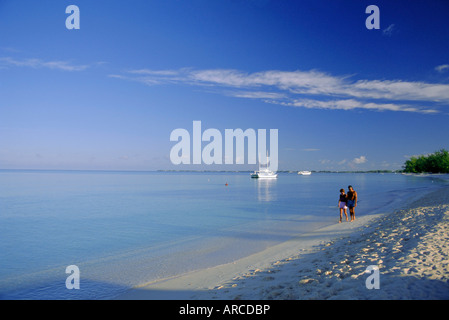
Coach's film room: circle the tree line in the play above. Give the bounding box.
[403,149,449,173]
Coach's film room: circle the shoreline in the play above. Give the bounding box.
[116,185,449,300]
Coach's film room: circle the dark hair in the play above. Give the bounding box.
[348,185,353,189]
[340,189,345,192]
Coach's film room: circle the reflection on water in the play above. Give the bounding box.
[256,178,277,202]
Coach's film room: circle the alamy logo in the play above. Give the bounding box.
[365,5,380,30]
[365,265,380,289]
[65,265,80,290]
[65,5,80,30]
[170,121,278,172]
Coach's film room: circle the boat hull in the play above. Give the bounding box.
[251,171,277,179]
[251,175,277,179]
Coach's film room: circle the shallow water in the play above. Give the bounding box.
[0,170,445,299]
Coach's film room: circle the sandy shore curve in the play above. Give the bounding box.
[117,185,449,300]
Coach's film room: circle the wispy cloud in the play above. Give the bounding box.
[110,67,449,114]
[278,98,438,114]
[0,57,89,71]
[302,148,320,152]
[228,91,286,99]
[435,64,449,73]
[1,47,21,53]
[382,24,395,36]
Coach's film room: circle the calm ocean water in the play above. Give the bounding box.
[0,170,447,299]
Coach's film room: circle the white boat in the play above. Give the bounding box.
[251,152,278,179]
[251,168,278,179]
[298,171,312,175]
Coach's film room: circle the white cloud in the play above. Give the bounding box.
[228,91,286,99]
[0,57,89,71]
[281,98,438,114]
[352,156,367,164]
[349,80,449,102]
[435,64,449,73]
[302,148,320,152]
[128,69,181,76]
[111,67,449,114]
[126,68,449,103]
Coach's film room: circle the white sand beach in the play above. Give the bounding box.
[117,186,449,300]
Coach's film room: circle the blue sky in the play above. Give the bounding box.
[1,0,448,171]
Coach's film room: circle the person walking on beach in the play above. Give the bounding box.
[347,185,357,222]
[338,188,348,223]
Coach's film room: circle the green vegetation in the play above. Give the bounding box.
[403,149,449,173]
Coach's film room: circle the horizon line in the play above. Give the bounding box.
[0,168,406,173]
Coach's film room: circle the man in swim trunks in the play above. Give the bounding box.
[347,185,357,222]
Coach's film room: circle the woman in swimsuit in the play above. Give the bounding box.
[338,188,348,223]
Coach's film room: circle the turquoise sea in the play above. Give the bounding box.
[0,170,447,299]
